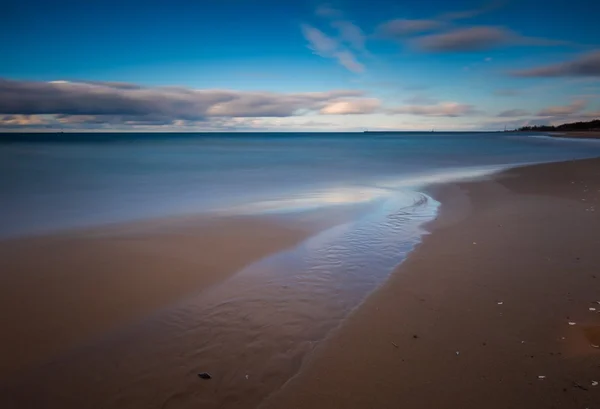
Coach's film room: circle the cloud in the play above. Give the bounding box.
[319,98,381,114]
[68,80,144,90]
[536,100,586,116]
[497,109,530,117]
[331,20,366,52]
[415,26,511,52]
[0,114,49,126]
[302,24,338,55]
[414,26,572,52]
[0,78,378,129]
[511,50,600,78]
[301,24,365,73]
[332,50,365,73]
[377,1,506,40]
[387,101,478,117]
[580,110,600,119]
[377,19,445,38]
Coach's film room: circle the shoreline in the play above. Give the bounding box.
[261,157,600,409]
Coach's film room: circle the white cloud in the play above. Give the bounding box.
[320,98,381,114]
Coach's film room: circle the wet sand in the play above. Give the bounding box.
[262,157,600,409]
[0,208,357,380]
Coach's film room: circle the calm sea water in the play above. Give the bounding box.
[2,131,600,237]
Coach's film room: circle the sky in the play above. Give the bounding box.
[1,0,600,132]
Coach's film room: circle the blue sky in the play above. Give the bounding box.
[1,0,599,131]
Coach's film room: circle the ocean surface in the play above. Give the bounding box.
[2,131,600,237]
[3,132,600,408]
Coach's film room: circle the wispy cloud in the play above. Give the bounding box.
[301,5,368,73]
[511,50,600,77]
[332,50,365,73]
[581,110,600,119]
[497,109,530,117]
[377,1,504,40]
[387,101,479,117]
[331,20,367,53]
[301,24,365,73]
[413,26,572,52]
[536,100,586,116]
[301,24,338,55]
[378,1,572,53]
[415,26,510,52]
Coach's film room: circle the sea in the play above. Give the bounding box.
[2,131,600,237]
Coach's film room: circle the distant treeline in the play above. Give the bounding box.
[516,119,600,132]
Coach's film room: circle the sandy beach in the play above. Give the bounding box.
[0,207,359,380]
[1,158,600,409]
[262,157,600,409]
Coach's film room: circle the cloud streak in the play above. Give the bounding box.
[331,20,367,53]
[414,26,571,52]
[536,100,586,117]
[377,1,506,40]
[497,109,530,117]
[387,102,478,117]
[0,78,380,129]
[301,24,365,73]
[511,51,600,78]
[416,26,512,52]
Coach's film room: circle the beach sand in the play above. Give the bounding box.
[262,157,600,409]
[1,158,600,409]
[0,207,358,380]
